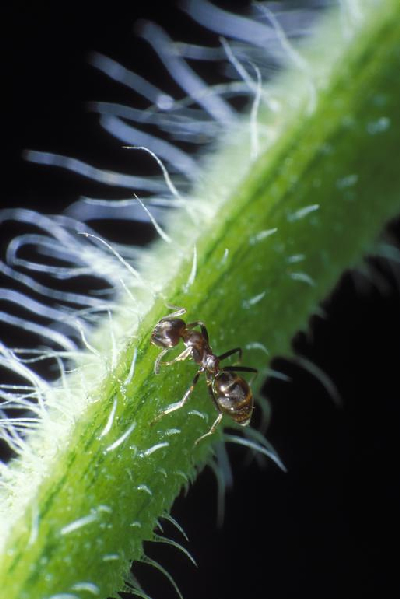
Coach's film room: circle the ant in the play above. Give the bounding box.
[150,308,257,445]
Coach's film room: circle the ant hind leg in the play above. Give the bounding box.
[218,347,242,363]
[223,365,258,384]
[193,380,223,446]
[152,370,202,424]
[194,413,223,446]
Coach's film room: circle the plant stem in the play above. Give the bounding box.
[1,1,400,598]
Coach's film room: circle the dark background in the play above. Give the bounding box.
[3,2,400,598]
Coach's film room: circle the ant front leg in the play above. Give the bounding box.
[161,306,186,319]
[152,369,202,424]
[154,348,170,374]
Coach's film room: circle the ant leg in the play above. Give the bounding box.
[194,413,223,446]
[223,365,257,373]
[186,321,209,343]
[160,306,186,320]
[205,376,221,410]
[154,348,170,374]
[152,370,201,423]
[155,346,192,374]
[223,365,258,384]
[218,347,242,363]
[193,380,222,446]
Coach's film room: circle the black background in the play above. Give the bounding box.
[3,2,400,598]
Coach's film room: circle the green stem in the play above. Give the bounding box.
[1,1,400,598]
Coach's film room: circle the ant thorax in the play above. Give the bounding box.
[203,353,219,373]
[182,329,209,364]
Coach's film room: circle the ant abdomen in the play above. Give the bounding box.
[214,371,253,426]
[151,318,186,348]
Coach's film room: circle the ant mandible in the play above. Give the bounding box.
[150,308,257,445]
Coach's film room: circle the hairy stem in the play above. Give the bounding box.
[1,1,400,598]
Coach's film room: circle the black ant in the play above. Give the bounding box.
[150,308,257,445]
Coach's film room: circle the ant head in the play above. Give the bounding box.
[151,318,186,348]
